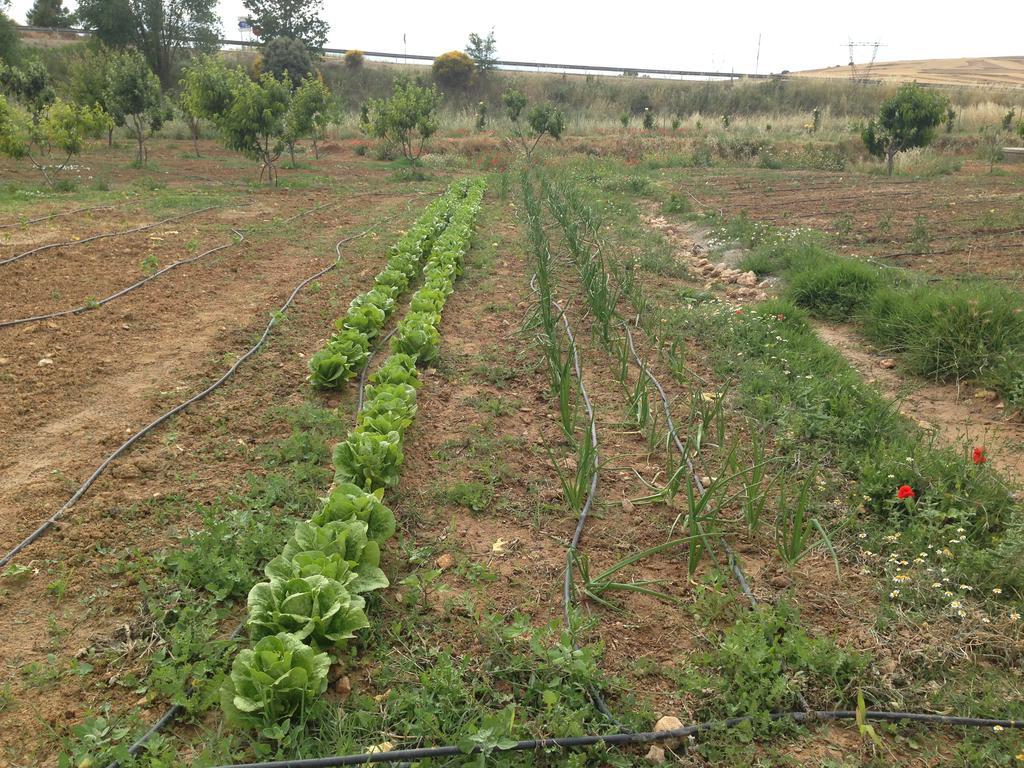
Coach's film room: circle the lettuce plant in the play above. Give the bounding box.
[247,574,369,650]
[281,520,384,587]
[308,329,370,388]
[313,483,396,543]
[341,302,386,339]
[369,354,421,389]
[221,632,330,742]
[392,313,442,364]
[333,429,404,490]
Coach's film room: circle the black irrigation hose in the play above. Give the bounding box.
[0,197,354,329]
[0,201,130,230]
[0,232,243,329]
[98,209,422,768]
[0,205,220,267]
[213,710,1024,768]
[620,320,758,606]
[528,271,616,724]
[0,213,403,570]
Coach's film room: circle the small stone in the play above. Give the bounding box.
[333,675,352,697]
[37,358,54,366]
[436,553,455,571]
[122,323,130,330]
[0,357,8,365]
[879,358,897,369]
[645,745,666,763]
[653,715,685,748]
[622,498,636,513]
[737,271,758,287]
[770,573,792,589]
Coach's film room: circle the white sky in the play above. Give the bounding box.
[10,0,1023,74]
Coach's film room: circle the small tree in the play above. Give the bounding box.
[861,83,948,176]
[944,106,956,133]
[218,72,290,184]
[474,100,487,131]
[262,36,314,82]
[432,51,475,91]
[283,73,331,162]
[503,89,564,160]
[67,44,115,144]
[105,49,163,166]
[0,9,19,63]
[0,95,111,186]
[243,0,328,52]
[465,28,497,73]
[26,0,73,27]
[180,55,242,156]
[0,61,56,120]
[364,79,439,165]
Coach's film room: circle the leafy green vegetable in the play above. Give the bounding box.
[369,353,421,389]
[392,313,442,364]
[247,574,370,650]
[313,483,396,543]
[333,429,404,490]
[221,632,330,742]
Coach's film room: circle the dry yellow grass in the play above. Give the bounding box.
[795,56,1024,89]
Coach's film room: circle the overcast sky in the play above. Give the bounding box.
[9,0,1022,74]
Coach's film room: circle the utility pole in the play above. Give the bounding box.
[755,33,762,76]
[845,39,886,83]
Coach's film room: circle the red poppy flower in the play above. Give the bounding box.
[972,446,986,465]
[897,485,915,500]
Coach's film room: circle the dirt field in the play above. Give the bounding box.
[667,164,1024,280]
[0,135,1021,767]
[795,56,1024,88]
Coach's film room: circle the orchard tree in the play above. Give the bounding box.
[364,78,439,165]
[243,0,328,52]
[105,48,163,165]
[503,88,564,160]
[0,60,55,119]
[261,35,313,82]
[283,73,331,161]
[76,0,220,86]
[66,44,115,144]
[179,55,243,156]
[218,72,290,184]
[862,83,948,176]
[465,28,497,72]
[0,95,111,186]
[26,0,73,27]
[432,51,475,91]
[0,7,18,64]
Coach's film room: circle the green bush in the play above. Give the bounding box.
[862,284,1024,384]
[787,259,881,321]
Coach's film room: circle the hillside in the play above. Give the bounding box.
[795,56,1024,88]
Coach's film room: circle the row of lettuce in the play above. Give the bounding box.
[220,178,486,742]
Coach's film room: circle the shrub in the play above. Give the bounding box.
[364,78,439,165]
[787,259,882,321]
[432,51,475,91]
[262,36,314,83]
[344,49,364,69]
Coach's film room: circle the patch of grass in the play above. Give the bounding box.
[862,283,1024,388]
[787,258,882,321]
[440,480,494,513]
[680,602,868,758]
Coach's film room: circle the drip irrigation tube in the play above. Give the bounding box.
[0,212,403,569]
[0,198,415,329]
[529,271,617,724]
[105,288,408,768]
[0,201,130,230]
[0,233,243,329]
[213,710,1024,768]
[0,205,220,267]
